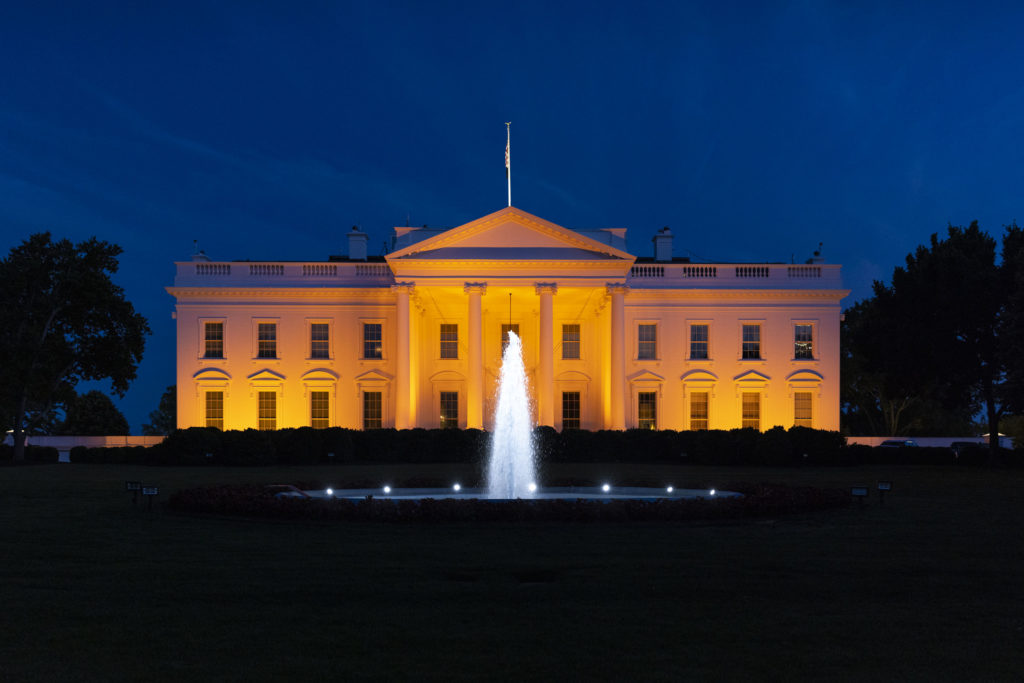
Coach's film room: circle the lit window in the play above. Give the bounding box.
[741,392,760,430]
[742,324,761,360]
[205,391,223,430]
[310,391,329,429]
[794,392,813,427]
[204,322,223,359]
[638,392,657,429]
[501,324,519,354]
[638,324,657,360]
[440,324,458,359]
[310,323,330,359]
[258,391,276,430]
[690,324,709,360]
[363,323,382,359]
[690,391,709,431]
[794,324,814,359]
[562,391,580,430]
[562,324,580,359]
[257,323,277,359]
[363,392,382,430]
[440,391,458,429]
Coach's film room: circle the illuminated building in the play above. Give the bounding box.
[168,207,847,431]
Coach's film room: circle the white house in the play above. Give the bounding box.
[167,206,848,432]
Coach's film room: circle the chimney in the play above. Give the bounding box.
[653,226,673,262]
[348,226,368,261]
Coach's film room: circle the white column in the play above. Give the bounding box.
[464,283,487,429]
[535,283,557,427]
[393,283,413,429]
[608,284,628,430]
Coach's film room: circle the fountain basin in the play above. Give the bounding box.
[302,487,742,501]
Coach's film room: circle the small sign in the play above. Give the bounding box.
[126,481,142,491]
[851,486,869,498]
[878,482,892,491]
[141,487,159,496]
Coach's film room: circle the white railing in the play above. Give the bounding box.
[176,261,395,286]
[627,262,842,289]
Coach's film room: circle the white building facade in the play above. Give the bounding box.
[167,207,848,432]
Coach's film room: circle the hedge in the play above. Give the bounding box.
[0,444,60,463]
[59,426,1022,467]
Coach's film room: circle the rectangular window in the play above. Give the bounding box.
[440,324,458,359]
[562,324,581,359]
[638,324,657,360]
[363,391,382,430]
[439,391,458,429]
[258,391,276,431]
[257,323,277,359]
[204,322,224,359]
[794,392,813,427]
[501,324,520,354]
[690,324,709,360]
[562,391,580,430]
[363,323,383,359]
[205,391,223,430]
[310,323,330,359]
[742,392,760,430]
[794,324,814,359]
[690,391,709,431]
[310,391,330,429]
[742,324,761,360]
[638,392,657,429]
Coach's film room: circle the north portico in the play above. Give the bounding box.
[168,206,847,432]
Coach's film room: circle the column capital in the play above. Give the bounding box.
[606,283,630,296]
[391,282,416,294]
[464,282,488,295]
[534,282,558,295]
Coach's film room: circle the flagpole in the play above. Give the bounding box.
[505,122,511,207]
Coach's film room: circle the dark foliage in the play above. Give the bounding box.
[0,444,59,463]
[59,390,130,435]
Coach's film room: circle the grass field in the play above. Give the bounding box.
[1,462,1022,682]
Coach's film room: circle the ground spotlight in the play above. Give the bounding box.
[602,483,611,493]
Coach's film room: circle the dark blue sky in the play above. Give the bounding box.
[2,1,1023,430]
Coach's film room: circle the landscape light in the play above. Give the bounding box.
[326,488,333,497]
[528,482,537,492]
[602,483,611,493]
[453,483,461,492]
[666,486,674,493]
[383,486,391,494]
[709,489,716,496]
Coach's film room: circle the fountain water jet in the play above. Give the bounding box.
[487,331,536,499]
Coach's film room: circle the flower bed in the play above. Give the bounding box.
[168,481,850,523]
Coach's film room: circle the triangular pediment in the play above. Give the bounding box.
[248,369,286,382]
[628,369,665,384]
[354,369,392,383]
[386,207,634,262]
[734,369,771,384]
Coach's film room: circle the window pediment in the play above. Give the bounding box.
[248,369,286,382]
[628,369,664,386]
[301,368,339,382]
[734,369,771,385]
[787,369,824,386]
[194,368,231,382]
[681,369,718,383]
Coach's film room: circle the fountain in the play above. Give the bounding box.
[486,331,536,499]
[302,328,739,503]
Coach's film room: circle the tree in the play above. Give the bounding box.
[143,385,176,436]
[844,222,1011,453]
[0,233,150,461]
[59,390,130,435]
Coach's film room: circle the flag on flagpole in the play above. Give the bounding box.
[505,129,510,178]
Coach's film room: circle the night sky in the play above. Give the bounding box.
[2,2,1023,430]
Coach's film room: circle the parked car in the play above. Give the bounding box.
[879,439,919,448]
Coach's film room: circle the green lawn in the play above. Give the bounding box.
[1,463,1022,682]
